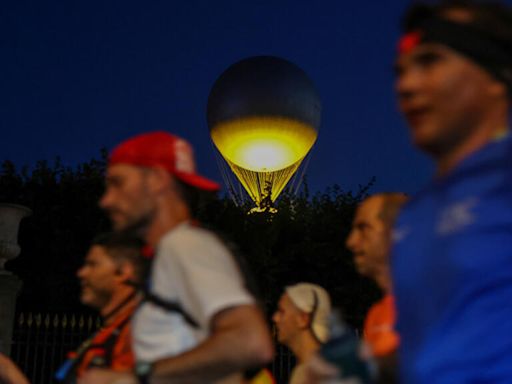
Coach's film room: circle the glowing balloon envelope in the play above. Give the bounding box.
[207,56,321,212]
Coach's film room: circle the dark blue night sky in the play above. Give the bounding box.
[1,1,438,196]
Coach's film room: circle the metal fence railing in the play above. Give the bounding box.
[10,311,295,384]
[270,342,295,384]
[11,312,101,384]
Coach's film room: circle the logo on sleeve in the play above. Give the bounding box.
[392,226,410,243]
[436,197,478,235]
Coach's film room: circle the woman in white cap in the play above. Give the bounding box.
[273,283,331,384]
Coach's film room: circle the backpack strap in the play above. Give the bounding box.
[125,280,199,328]
[55,296,136,383]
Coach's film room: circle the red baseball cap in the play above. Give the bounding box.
[109,131,220,191]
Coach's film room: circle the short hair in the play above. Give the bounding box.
[401,1,512,97]
[403,0,512,39]
[173,177,216,217]
[375,193,409,226]
[91,232,147,282]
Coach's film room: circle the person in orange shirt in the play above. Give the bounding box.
[55,232,146,383]
[345,193,407,382]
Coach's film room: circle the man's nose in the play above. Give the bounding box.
[346,230,358,251]
[99,189,111,210]
[395,68,423,104]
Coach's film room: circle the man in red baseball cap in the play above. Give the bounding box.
[101,131,220,235]
[81,131,273,384]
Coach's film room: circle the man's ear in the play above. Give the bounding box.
[145,166,172,194]
[297,311,312,329]
[115,262,136,284]
[488,78,507,99]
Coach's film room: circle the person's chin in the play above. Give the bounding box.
[354,259,366,274]
[80,289,99,306]
[111,218,127,231]
[413,136,443,156]
[411,126,440,153]
[120,217,151,236]
[80,294,92,307]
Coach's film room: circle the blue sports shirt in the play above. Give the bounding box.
[392,134,512,383]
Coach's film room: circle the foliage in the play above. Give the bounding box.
[1,157,379,327]
[196,178,380,328]
[1,154,109,312]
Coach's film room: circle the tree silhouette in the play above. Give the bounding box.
[1,154,109,312]
[2,156,379,327]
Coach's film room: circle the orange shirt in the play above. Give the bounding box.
[75,301,137,377]
[363,294,399,357]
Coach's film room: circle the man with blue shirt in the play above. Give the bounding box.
[393,1,512,383]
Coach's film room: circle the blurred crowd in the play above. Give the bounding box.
[2,1,512,383]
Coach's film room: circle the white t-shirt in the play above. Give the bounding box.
[132,222,254,383]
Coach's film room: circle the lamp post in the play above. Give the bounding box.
[0,203,31,355]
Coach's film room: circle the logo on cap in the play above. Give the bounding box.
[174,139,195,174]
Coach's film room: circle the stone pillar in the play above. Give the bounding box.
[0,204,31,355]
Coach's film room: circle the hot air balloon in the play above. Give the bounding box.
[207,56,321,212]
